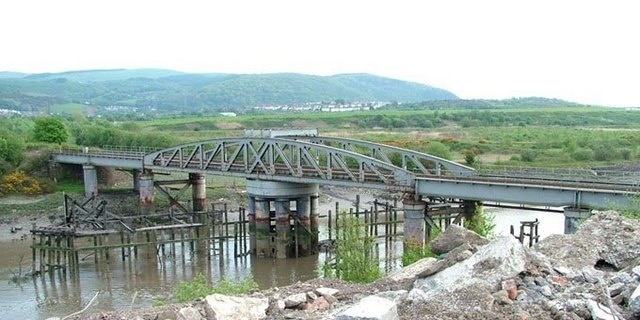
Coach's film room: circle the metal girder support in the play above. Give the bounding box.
[415,177,634,210]
[153,180,191,213]
[288,136,475,177]
[144,138,416,191]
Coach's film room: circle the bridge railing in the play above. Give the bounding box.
[53,145,159,160]
[476,165,640,186]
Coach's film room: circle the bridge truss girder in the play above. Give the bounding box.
[287,136,474,177]
[143,138,416,191]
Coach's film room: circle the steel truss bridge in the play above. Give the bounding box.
[53,135,639,210]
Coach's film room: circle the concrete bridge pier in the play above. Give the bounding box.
[310,194,319,252]
[139,170,155,216]
[247,180,319,258]
[189,173,207,212]
[274,199,291,259]
[403,197,427,249]
[132,169,141,194]
[82,165,98,198]
[252,197,271,257]
[563,207,592,234]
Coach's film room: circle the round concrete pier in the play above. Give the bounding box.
[246,180,319,258]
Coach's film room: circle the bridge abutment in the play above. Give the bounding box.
[247,180,319,258]
[563,207,592,234]
[82,165,98,198]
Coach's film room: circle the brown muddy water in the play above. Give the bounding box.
[0,197,564,320]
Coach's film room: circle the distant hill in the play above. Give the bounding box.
[24,68,187,82]
[0,69,457,113]
[403,97,583,109]
[0,71,27,79]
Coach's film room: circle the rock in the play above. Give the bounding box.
[306,291,318,300]
[553,266,573,276]
[375,290,407,304]
[430,224,489,255]
[204,294,269,319]
[415,259,445,278]
[412,236,526,300]
[539,285,553,298]
[611,271,633,284]
[45,318,61,320]
[284,292,308,308]
[409,285,495,316]
[302,296,330,313]
[587,300,616,320]
[631,284,640,317]
[324,294,338,304]
[276,299,286,310]
[492,290,513,305]
[566,299,586,311]
[611,294,624,305]
[501,278,518,300]
[157,309,179,320]
[178,306,204,320]
[516,289,528,302]
[315,287,340,297]
[582,266,605,284]
[608,282,625,297]
[632,265,640,278]
[335,296,398,320]
[550,275,569,286]
[535,211,640,270]
[389,257,438,281]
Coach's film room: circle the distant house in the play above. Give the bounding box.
[220,112,237,117]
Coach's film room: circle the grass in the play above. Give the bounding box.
[174,273,258,302]
[401,228,441,267]
[0,192,71,217]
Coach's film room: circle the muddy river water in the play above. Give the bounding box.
[0,195,565,320]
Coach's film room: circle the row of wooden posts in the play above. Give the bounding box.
[31,205,251,277]
[30,196,541,277]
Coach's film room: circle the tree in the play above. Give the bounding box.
[33,117,68,144]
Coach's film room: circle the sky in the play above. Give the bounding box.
[1,0,638,107]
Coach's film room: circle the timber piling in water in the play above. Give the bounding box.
[30,203,251,277]
[30,191,507,278]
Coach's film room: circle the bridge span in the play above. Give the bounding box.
[51,131,639,255]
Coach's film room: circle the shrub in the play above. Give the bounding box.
[425,141,452,160]
[175,274,213,302]
[401,228,441,267]
[0,170,43,195]
[464,205,496,238]
[619,194,640,220]
[571,148,594,161]
[212,276,258,295]
[328,213,381,283]
[520,149,538,162]
[463,150,477,167]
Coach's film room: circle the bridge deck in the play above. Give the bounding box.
[52,139,639,210]
[415,176,636,209]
